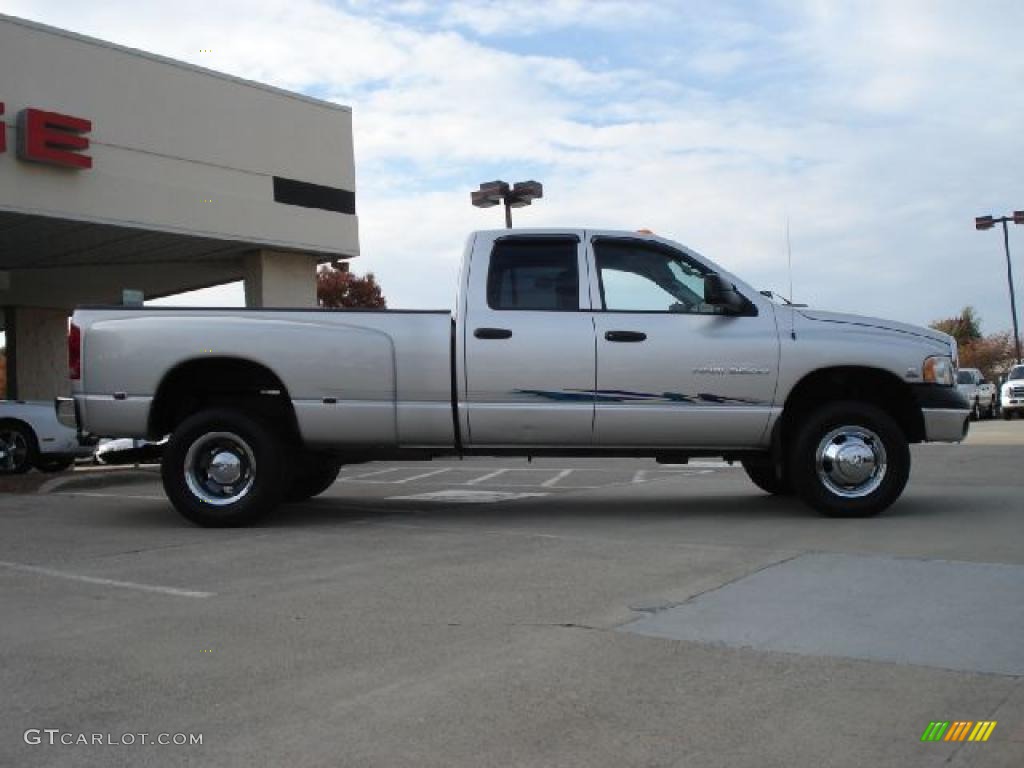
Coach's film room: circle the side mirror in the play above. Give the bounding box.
[704,273,747,313]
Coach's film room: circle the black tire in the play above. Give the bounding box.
[1004,409,1014,421]
[35,456,75,473]
[0,421,37,475]
[789,401,909,518]
[969,400,980,421]
[161,408,290,527]
[284,454,342,502]
[741,458,793,495]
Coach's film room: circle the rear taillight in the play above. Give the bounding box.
[68,322,81,380]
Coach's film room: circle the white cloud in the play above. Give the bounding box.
[435,0,667,36]
[7,0,1024,333]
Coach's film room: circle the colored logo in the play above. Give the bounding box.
[921,721,996,742]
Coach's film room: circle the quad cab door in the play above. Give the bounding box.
[588,235,779,447]
[461,232,596,446]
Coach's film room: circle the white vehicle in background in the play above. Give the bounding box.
[1001,364,1024,420]
[956,367,998,420]
[0,400,97,475]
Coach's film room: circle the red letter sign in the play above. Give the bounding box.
[0,103,6,154]
[17,108,92,169]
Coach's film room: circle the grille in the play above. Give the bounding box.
[1011,386,1024,398]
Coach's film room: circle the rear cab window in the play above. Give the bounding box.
[487,238,580,311]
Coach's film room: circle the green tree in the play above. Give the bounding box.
[930,308,1017,381]
[958,332,1017,382]
[929,306,982,347]
[316,264,386,309]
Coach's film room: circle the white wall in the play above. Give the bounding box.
[10,307,69,400]
[0,13,358,259]
[244,251,317,308]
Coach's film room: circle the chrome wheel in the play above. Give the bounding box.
[815,425,887,499]
[0,428,30,473]
[183,431,256,506]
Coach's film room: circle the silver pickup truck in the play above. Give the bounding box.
[58,229,969,526]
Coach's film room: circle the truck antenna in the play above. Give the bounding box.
[786,216,796,340]
[786,216,794,304]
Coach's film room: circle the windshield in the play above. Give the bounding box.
[1010,367,1024,381]
[956,371,973,384]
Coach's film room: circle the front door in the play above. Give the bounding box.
[589,236,779,447]
[462,234,596,446]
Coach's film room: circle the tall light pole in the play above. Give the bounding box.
[975,211,1024,364]
[471,180,543,228]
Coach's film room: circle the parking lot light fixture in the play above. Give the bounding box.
[975,211,1023,363]
[471,180,543,229]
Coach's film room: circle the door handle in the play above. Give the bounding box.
[474,327,513,340]
[604,330,647,342]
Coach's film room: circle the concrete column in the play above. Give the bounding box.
[243,250,318,308]
[8,307,70,400]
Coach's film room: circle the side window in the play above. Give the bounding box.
[487,239,580,311]
[595,239,716,314]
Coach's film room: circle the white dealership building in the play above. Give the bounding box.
[0,13,358,401]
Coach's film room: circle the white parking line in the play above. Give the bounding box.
[464,469,509,485]
[335,464,724,490]
[389,490,547,504]
[0,560,214,598]
[390,468,453,484]
[340,467,405,481]
[541,469,574,487]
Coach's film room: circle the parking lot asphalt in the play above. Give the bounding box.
[2,420,1023,767]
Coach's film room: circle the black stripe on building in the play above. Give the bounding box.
[273,177,355,215]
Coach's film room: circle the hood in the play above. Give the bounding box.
[796,309,954,348]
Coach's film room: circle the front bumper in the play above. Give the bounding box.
[912,384,970,442]
[921,408,970,442]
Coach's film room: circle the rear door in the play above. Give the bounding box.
[588,235,779,447]
[462,233,596,446]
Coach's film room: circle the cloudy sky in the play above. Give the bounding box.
[10,0,1024,330]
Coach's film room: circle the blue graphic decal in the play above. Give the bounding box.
[514,389,766,406]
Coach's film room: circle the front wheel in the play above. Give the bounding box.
[789,401,909,518]
[162,409,290,527]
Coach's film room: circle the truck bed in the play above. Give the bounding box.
[74,307,456,447]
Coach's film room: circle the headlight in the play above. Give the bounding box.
[923,355,955,385]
